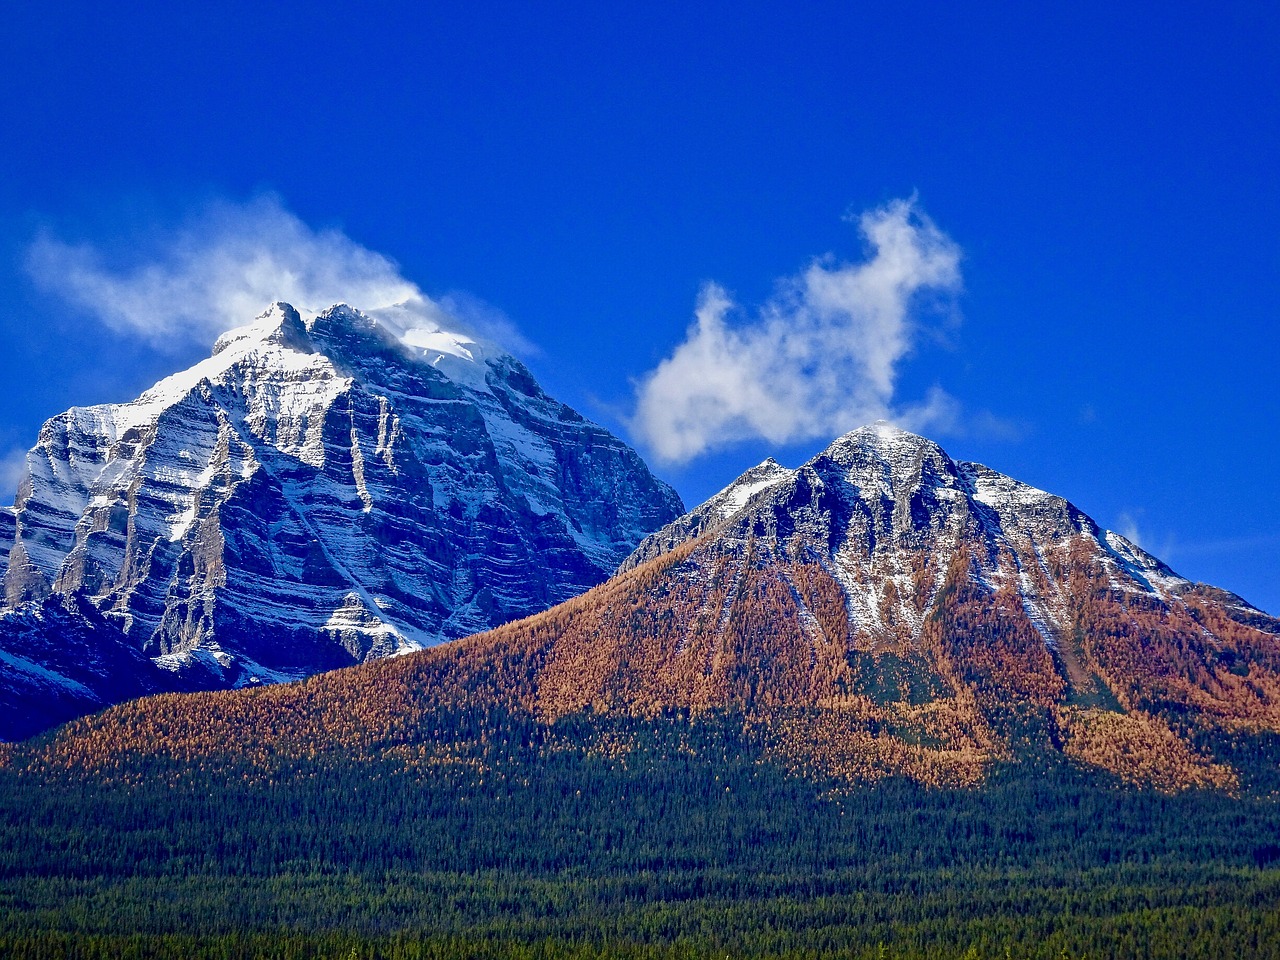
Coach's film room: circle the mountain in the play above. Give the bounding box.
[18,423,1280,795]
[6,422,1280,957]
[0,302,683,740]
[604,422,1280,790]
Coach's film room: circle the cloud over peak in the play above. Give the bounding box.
[26,196,421,347]
[24,195,530,357]
[632,197,964,463]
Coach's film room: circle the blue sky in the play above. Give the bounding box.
[2,1,1277,613]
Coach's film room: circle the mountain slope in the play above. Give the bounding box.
[17,423,1280,793]
[0,302,682,739]
[605,423,1278,788]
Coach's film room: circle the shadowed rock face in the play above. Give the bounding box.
[0,302,683,739]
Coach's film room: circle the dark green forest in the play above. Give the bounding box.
[3,708,1280,959]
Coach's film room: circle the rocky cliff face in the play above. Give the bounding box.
[0,302,682,739]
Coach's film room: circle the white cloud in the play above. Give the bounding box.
[1117,511,1145,549]
[0,447,28,505]
[377,290,538,358]
[1115,510,1180,563]
[24,195,527,356]
[632,197,964,463]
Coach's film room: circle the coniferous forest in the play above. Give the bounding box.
[5,529,1280,960]
[4,702,1280,960]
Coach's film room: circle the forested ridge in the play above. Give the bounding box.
[4,703,1280,959]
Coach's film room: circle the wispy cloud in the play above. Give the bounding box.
[24,195,528,354]
[1116,511,1147,550]
[632,197,965,463]
[1114,509,1180,563]
[0,447,28,505]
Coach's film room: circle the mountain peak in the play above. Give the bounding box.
[697,456,796,527]
[823,420,944,462]
[621,421,1249,652]
[0,299,684,739]
[305,301,378,340]
[212,301,310,356]
[605,426,1280,791]
[862,418,908,435]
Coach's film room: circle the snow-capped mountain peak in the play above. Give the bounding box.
[0,300,683,740]
[211,299,505,391]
